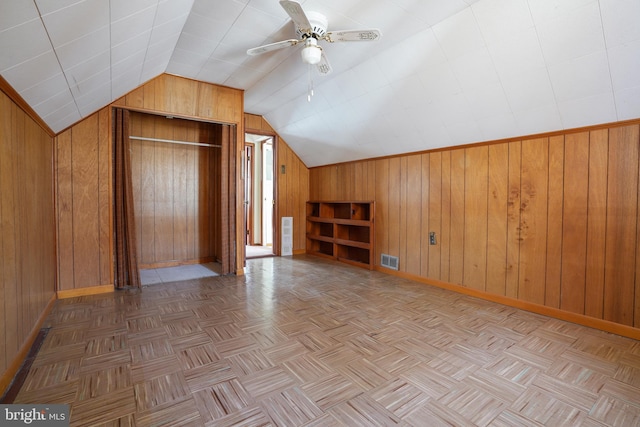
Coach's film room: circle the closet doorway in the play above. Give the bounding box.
[245,133,275,259]
[124,111,236,282]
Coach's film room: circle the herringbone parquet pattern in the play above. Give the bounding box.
[13,256,640,426]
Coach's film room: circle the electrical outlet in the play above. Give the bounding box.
[429,231,437,245]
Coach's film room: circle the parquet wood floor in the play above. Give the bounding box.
[13,256,640,426]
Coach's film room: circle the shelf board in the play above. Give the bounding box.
[333,218,371,226]
[306,234,334,243]
[306,216,335,224]
[334,238,370,250]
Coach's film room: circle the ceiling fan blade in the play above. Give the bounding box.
[247,39,300,56]
[316,50,332,76]
[279,0,312,34]
[325,29,382,42]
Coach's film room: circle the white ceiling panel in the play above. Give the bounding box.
[433,8,484,60]
[557,91,617,128]
[450,47,499,90]
[20,72,70,107]
[1,51,61,94]
[55,26,110,70]
[40,0,109,48]
[536,1,605,65]
[0,0,638,163]
[502,68,556,113]
[608,39,640,92]
[0,18,51,72]
[472,0,533,44]
[110,7,156,47]
[66,50,110,90]
[0,1,39,33]
[547,51,612,102]
[600,0,640,47]
[486,26,546,80]
[514,102,563,135]
[616,86,640,121]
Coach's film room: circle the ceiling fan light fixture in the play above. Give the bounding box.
[301,39,322,65]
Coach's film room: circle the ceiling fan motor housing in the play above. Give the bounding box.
[296,11,328,39]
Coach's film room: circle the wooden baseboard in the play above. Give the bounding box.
[0,294,56,396]
[376,266,640,341]
[292,249,306,255]
[57,284,114,299]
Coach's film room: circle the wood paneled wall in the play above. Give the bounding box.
[56,108,112,291]
[0,89,56,388]
[309,122,640,331]
[129,112,221,268]
[245,114,309,254]
[114,74,244,274]
[56,74,245,290]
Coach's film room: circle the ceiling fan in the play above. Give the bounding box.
[246,0,382,79]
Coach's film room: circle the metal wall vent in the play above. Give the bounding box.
[381,254,399,270]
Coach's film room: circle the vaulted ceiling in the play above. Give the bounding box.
[1,0,639,167]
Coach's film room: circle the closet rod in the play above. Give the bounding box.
[129,136,221,148]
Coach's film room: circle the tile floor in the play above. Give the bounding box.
[140,263,220,286]
[11,256,640,426]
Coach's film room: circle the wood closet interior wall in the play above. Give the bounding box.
[310,121,640,332]
[0,89,56,389]
[129,112,222,269]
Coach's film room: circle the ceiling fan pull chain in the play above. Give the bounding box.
[307,64,314,102]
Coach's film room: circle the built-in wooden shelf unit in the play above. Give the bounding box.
[306,201,374,269]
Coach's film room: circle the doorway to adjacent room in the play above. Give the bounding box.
[244,133,275,259]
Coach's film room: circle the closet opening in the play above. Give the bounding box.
[114,109,237,287]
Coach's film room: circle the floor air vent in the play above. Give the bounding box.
[381,254,399,270]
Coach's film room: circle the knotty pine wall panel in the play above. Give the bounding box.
[449,149,465,286]
[463,145,488,291]
[545,136,564,309]
[427,153,441,279]
[585,129,608,319]
[561,132,589,315]
[519,138,548,305]
[604,126,639,326]
[308,121,640,333]
[419,154,430,278]
[0,90,56,383]
[486,143,509,296]
[405,155,422,276]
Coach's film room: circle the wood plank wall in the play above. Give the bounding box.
[129,112,221,268]
[114,75,244,274]
[245,114,309,254]
[56,108,112,291]
[309,122,640,330]
[0,90,56,385]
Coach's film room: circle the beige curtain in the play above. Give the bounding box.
[113,108,141,289]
